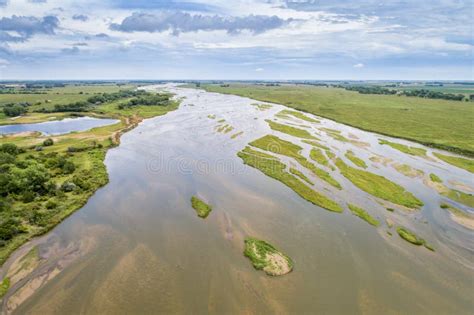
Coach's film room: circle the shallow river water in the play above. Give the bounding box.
[1,85,473,314]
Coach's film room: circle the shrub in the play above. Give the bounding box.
[43,138,54,146]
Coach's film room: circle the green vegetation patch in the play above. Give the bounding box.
[266,120,316,139]
[302,140,330,151]
[243,237,293,276]
[433,152,474,174]
[238,148,342,212]
[251,103,273,111]
[345,150,367,169]
[207,114,216,119]
[0,277,10,298]
[396,227,434,251]
[322,128,349,142]
[440,203,474,230]
[230,131,244,139]
[278,110,320,123]
[335,158,423,209]
[443,189,474,208]
[379,139,426,157]
[310,148,329,167]
[348,204,380,227]
[429,173,443,183]
[289,168,314,185]
[190,196,212,218]
[393,164,424,178]
[249,135,341,189]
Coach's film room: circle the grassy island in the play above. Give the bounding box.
[396,227,434,251]
[238,146,342,213]
[335,159,423,209]
[243,237,294,276]
[190,196,212,218]
[348,204,380,227]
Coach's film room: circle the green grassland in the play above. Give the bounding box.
[190,196,213,218]
[0,85,178,266]
[335,158,423,209]
[201,84,474,156]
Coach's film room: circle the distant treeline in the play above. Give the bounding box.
[2,90,172,117]
[35,90,171,114]
[338,85,469,101]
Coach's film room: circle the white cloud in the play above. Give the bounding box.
[353,63,364,68]
[255,67,264,71]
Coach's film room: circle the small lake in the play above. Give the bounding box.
[0,116,119,135]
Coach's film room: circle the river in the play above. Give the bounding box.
[1,84,472,314]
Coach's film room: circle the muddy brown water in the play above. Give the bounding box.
[1,84,473,314]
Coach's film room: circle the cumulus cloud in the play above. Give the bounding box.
[0,15,59,42]
[72,14,88,22]
[110,12,292,35]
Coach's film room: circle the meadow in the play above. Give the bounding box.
[201,84,474,156]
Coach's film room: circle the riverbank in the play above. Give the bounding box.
[0,94,179,266]
[197,84,474,157]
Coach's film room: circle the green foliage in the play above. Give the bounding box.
[345,150,367,168]
[379,139,426,157]
[266,120,316,139]
[243,237,293,275]
[335,158,423,209]
[42,138,54,146]
[238,146,342,212]
[0,277,10,298]
[433,152,474,173]
[396,226,434,251]
[3,103,28,117]
[429,173,443,183]
[190,196,212,218]
[348,204,380,226]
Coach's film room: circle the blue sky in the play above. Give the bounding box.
[0,0,472,80]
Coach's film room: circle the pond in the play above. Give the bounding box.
[1,84,472,314]
[0,116,119,135]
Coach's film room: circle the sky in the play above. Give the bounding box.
[0,0,473,80]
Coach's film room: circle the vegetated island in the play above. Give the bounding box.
[397,226,434,251]
[190,196,212,218]
[0,83,178,266]
[237,145,342,213]
[244,237,293,276]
